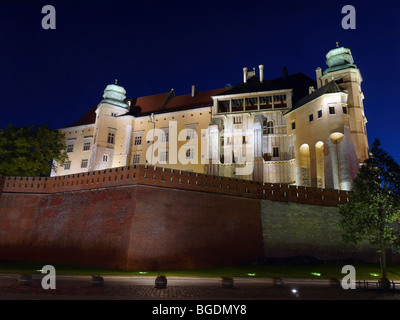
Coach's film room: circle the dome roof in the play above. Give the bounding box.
[323,43,356,75]
[101,80,128,109]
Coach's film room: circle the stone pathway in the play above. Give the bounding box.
[0,275,399,300]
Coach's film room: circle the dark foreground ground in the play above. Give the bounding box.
[0,274,399,300]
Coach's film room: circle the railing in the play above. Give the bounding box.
[0,165,350,207]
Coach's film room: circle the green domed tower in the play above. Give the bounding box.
[319,43,369,165]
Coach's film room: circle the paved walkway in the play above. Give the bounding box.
[0,274,399,300]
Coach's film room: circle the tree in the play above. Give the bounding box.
[0,124,68,177]
[338,138,400,289]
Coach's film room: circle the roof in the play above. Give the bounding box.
[61,105,97,128]
[218,73,316,106]
[126,87,227,116]
[292,80,343,110]
[65,87,228,127]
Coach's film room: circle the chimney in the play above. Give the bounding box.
[309,86,315,94]
[282,66,288,80]
[315,67,323,88]
[259,65,264,83]
[191,85,198,98]
[243,67,248,83]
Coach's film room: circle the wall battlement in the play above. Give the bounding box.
[0,164,349,207]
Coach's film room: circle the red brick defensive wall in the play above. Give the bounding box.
[0,165,374,271]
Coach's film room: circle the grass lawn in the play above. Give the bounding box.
[1,260,399,280]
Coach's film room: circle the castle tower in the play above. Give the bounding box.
[319,43,369,165]
[88,81,133,172]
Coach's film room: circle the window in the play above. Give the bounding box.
[81,159,88,168]
[273,147,279,158]
[132,154,140,164]
[111,112,117,117]
[83,140,91,151]
[233,116,242,124]
[66,142,74,153]
[291,121,296,130]
[242,135,247,144]
[161,129,169,143]
[186,129,196,140]
[263,119,274,134]
[107,132,115,144]
[64,161,71,170]
[342,106,348,114]
[102,154,108,163]
[329,106,336,115]
[160,151,168,163]
[267,120,274,134]
[134,135,142,146]
[317,110,323,118]
[186,148,194,160]
[309,114,314,122]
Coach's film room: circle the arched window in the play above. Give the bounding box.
[263,119,274,134]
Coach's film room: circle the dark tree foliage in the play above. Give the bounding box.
[338,139,400,284]
[0,124,68,177]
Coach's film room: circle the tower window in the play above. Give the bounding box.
[309,114,314,122]
[317,110,323,118]
[291,121,296,130]
[329,106,336,115]
[102,154,108,162]
[342,106,348,114]
[107,132,115,144]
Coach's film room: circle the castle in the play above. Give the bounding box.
[0,44,378,271]
[51,44,369,192]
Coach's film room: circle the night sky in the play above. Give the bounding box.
[0,0,399,162]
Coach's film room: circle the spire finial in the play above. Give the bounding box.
[115,79,118,85]
[336,41,339,48]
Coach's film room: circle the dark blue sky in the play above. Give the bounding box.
[0,0,399,162]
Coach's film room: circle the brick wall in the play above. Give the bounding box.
[260,200,378,262]
[0,164,350,206]
[0,165,373,271]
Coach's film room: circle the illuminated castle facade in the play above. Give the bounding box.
[51,44,368,191]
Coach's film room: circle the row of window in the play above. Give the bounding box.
[308,106,347,123]
[64,159,89,170]
[133,129,197,146]
[290,106,348,130]
[63,148,197,170]
[67,141,91,153]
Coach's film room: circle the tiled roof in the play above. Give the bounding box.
[126,87,228,116]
